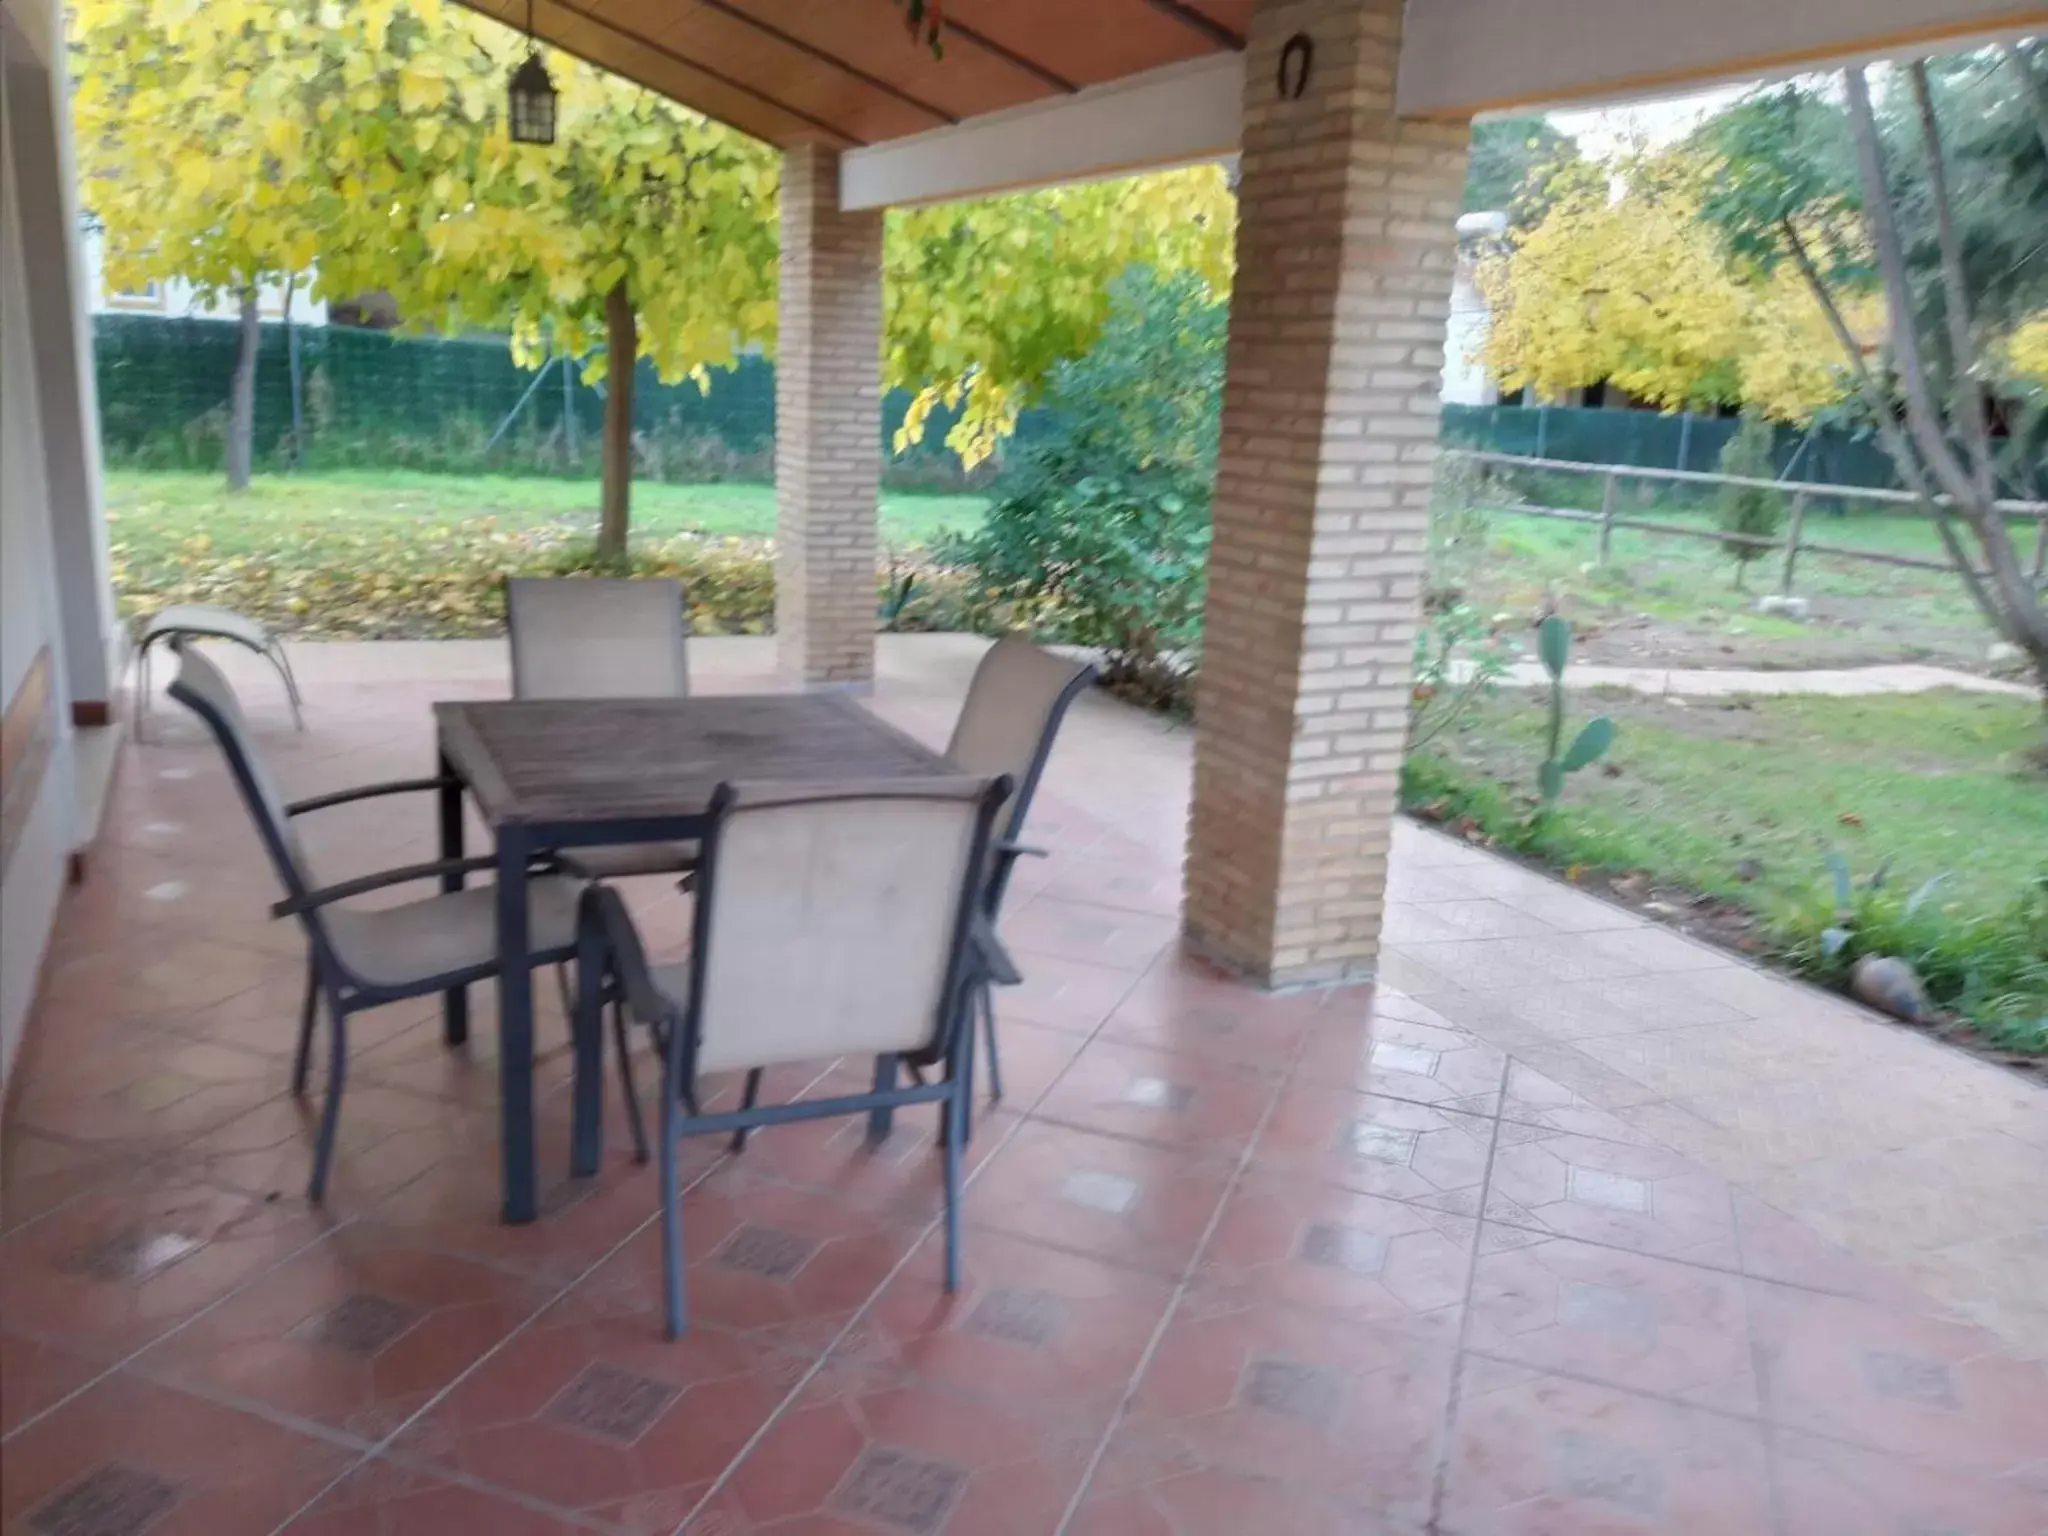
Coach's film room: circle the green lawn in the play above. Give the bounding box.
[103,469,987,550]
[1443,474,2026,672]
[1411,687,2048,1050]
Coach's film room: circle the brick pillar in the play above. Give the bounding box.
[1184,0,1469,988]
[775,144,882,687]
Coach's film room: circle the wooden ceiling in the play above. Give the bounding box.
[456,0,1252,147]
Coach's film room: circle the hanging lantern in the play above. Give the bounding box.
[508,52,556,145]
[507,0,556,145]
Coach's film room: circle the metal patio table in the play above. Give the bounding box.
[433,693,953,1222]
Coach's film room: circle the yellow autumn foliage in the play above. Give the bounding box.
[71,0,1236,467]
[2008,312,2048,386]
[1479,153,1868,424]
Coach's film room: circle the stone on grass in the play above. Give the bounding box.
[1985,641,2023,668]
[1755,594,1810,620]
[1849,955,1931,1023]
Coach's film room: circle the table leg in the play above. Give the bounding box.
[569,910,605,1179]
[497,826,538,1224]
[438,751,469,1047]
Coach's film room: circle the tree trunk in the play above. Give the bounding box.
[597,281,637,565]
[225,287,260,491]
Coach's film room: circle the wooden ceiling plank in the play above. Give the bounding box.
[685,0,959,124]
[1144,0,1243,49]
[941,18,1079,93]
[709,0,1056,122]
[535,0,863,141]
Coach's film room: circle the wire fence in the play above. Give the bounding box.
[1447,449,2048,594]
[91,313,988,489]
[1439,403,1908,490]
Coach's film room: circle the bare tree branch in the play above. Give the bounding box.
[1843,68,1979,508]
[1908,63,1997,500]
[1778,218,2004,623]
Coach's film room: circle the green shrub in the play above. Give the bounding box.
[950,269,1223,710]
[1714,413,1786,589]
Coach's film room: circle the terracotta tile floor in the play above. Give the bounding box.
[3,634,2045,1535]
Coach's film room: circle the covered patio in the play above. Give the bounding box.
[2,636,2044,1533]
[5,0,2048,1529]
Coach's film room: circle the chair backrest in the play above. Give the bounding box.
[505,576,690,700]
[944,635,1095,904]
[165,642,317,915]
[681,777,1007,1077]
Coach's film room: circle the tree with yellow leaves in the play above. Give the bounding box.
[74,0,1235,552]
[74,0,779,549]
[1478,152,1861,423]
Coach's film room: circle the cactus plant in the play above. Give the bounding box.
[1535,615,1614,809]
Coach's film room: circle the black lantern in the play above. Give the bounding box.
[507,0,556,145]
[508,52,556,144]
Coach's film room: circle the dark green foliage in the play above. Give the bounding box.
[1714,413,1787,588]
[951,269,1223,707]
[1695,60,2048,367]
[1464,116,1582,223]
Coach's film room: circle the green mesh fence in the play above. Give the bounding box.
[1440,403,1903,490]
[91,313,980,488]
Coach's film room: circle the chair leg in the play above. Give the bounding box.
[659,1075,687,1339]
[291,958,319,1097]
[942,1012,973,1293]
[979,983,1004,1102]
[308,1006,349,1204]
[268,640,305,730]
[612,1002,649,1165]
[728,1068,763,1153]
[135,639,154,743]
[867,1054,898,1144]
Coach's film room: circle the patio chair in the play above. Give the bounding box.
[505,575,698,880]
[166,640,580,1203]
[932,635,1096,1108]
[135,604,303,741]
[571,774,1010,1338]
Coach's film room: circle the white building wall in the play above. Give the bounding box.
[82,226,328,326]
[0,7,80,1093]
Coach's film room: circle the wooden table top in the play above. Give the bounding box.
[435,694,954,828]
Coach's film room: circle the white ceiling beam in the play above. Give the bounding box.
[1397,0,2048,119]
[838,53,1241,212]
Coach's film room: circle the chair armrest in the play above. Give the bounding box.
[285,776,460,817]
[969,912,1023,987]
[271,854,509,918]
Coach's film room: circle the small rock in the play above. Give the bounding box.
[1986,641,2023,667]
[1734,858,1763,882]
[1849,955,1931,1023]
[1756,594,1811,620]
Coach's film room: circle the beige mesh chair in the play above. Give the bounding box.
[167,641,580,1202]
[571,775,1009,1338]
[505,576,698,880]
[934,636,1096,1111]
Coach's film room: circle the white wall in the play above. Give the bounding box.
[0,7,79,1089]
[82,227,329,326]
[1398,0,2047,117]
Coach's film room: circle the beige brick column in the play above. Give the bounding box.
[1184,0,1469,988]
[775,144,882,686]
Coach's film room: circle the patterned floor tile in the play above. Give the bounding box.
[1,1372,357,1536]
[1437,1356,1774,1535]
[1464,1234,1759,1413]
[1106,1298,1453,1528]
